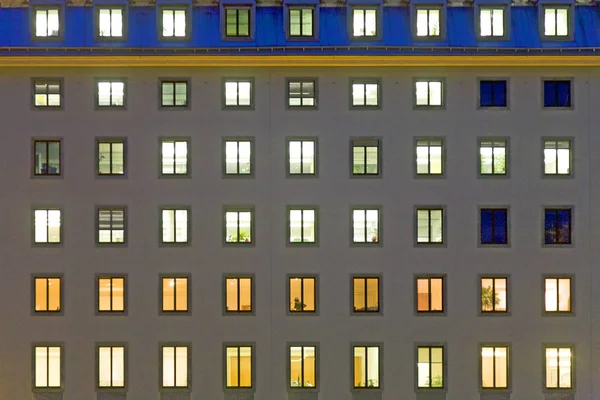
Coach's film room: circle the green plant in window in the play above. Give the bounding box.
[493,153,506,174]
[481,285,500,311]
[238,230,251,242]
[425,375,443,388]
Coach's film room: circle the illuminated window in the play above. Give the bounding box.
[98,139,125,176]
[416,139,443,175]
[224,139,252,175]
[161,8,187,38]
[479,8,504,37]
[97,80,125,107]
[34,346,62,388]
[161,345,189,388]
[98,277,125,313]
[33,79,61,107]
[417,346,444,388]
[289,8,314,37]
[352,208,380,244]
[289,277,316,313]
[98,7,123,38]
[544,208,572,245]
[34,209,61,244]
[224,79,253,107]
[481,346,508,388]
[352,8,377,37]
[480,208,508,245]
[225,8,250,37]
[34,277,61,313]
[481,277,507,313]
[289,208,316,244]
[479,139,507,175]
[415,79,443,107]
[416,8,440,37]
[288,139,316,175]
[98,345,125,388]
[161,277,189,312]
[35,8,60,38]
[416,277,444,313]
[161,139,188,176]
[353,277,379,313]
[161,81,188,107]
[545,277,571,313]
[97,208,125,244]
[545,346,572,388]
[544,139,571,175]
[289,346,317,388]
[288,80,316,107]
[225,277,253,313]
[544,7,569,37]
[161,208,189,244]
[34,140,61,176]
[225,209,253,244]
[353,346,380,388]
[352,138,379,175]
[416,208,444,244]
[351,80,379,107]
[226,345,253,388]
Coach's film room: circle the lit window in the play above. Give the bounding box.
[34,277,61,313]
[161,345,188,388]
[98,208,125,244]
[289,208,316,244]
[224,139,252,175]
[98,346,125,388]
[416,8,440,37]
[225,209,253,244]
[416,139,443,175]
[480,208,508,245]
[545,347,572,388]
[543,80,571,108]
[98,139,125,176]
[34,346,61,388]
[34,209,61,244]
[416,208,443,244]
[226,277,253,312]
[544,7,569,37]
[161,208,189,244]
[353,8,377,37]
[479,8,504,37]
[481,277,507,313]
[34,140,61,176]
[479,139,507,175]
[289,277,316,313]
[98,277,125,313]
[353,346,380,388]
[161,277,188,312]
[162,8,187,38]
[544,208,572,245]
[98,8,123,37]
[289,346,317,388]
[33,79,61,107]
[353,277,379,313]
[161,139,189,175]
[351,80,379,107]
[545,277,571,313]
[415,79,443,107]
[289,8,314,37]
[352,138,379,175]
[479,80,507,107]
[226,346,253,388]
[97,81,125,107]
[224,79,253,107]
[225,8,250,37]
[288,139,316,175]
[161,81,188,107]
[352,208,380,244]
[35,8,60,38]
[417,346,444,388]
[416,277,444,313]
[288,80,316,107]
[481,346,508,388]
[544,139,571,175]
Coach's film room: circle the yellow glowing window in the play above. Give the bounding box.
[544,277,571,312]
[417,346,444,388]
[481,346,508,388]
[481,277,507,312]
[226,346,253,387]
[35,346,61,388]
[290,346,316,388]
[545,347,572,388]
[162,277,188,312]
[353,346,379,388]
[353,277,379,312]
[416,277,443,312]
[289,277,316,312]
[98,346,125,388]
[34,277,61,312]
[98,277,125,312]
[226,278,252,312]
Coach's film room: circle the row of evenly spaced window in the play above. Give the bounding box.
[31,206,573,246]
[31,78,574,109]
[31,5,574,42]
[31,342,574,391]
[33,275,573,316]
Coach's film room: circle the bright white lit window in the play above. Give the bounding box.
[416,8,440,37]
[98,346,125,388]
[353,346,380,388]
[225,210,253,243]
[98,208,125,244]
[481,346,508,388]
[98,8,123,37]
[545,277,571,313]
[416,139,443,175]
[162,346,188,388]
[34,79,61,107]
[415,79,443,107]
[480,8,504,37]
[34,209,61,244]
[225,80,252,107]
[161,139,188,175]
[225,140,252,175]
[97,81,125,107]
[544,7,569,37]
[352,81,379,107]
[161,209,189,244]
[545,347,572,388]
[480,139,507,175]
[35,346,61,388]
[35,9,60,38]
[289,208,316,243]
[544,139,571,175]
[353,8,377,37]
[289,139,316,175]
[288,80,316,107]
[162,9,187,37]
[353,208,379,244]
[417,208,443,244]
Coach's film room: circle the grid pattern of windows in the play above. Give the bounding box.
[544,208,572,245]
[162,9,186,38]
[33,79,61,107]
[226,346,253,388]
[98,140,125,175]
[97,81,125,107]
[353,277,379,313]
[224,139,252,175]
[479,139,507,175]
[289,8,314,37]
[35,8,60,38]
[289,208,316,243]
[98,208,125,244]
[288,80,316,107]
[352,208,380,244]
[479,8,504,37]
[353,8,377,37]
[416,208,443,244]
[544,7,569,37]
[161,81,188,107]
[98,8,123,37]
[352,139,379,175]
[225,8,250,37]
[417,346,444,388]
[351,80,379,107]
[34,209,61,244]
[161,277,188,312]
[161,139,189,175]
[353,346,380,388]
[480,208,508,245]
[544,80,571,107]
[225,277,252,312]
[288,139,316,175]
[544,139,571,175]
[98,346,125,388]
[545,277,571,313]
[289,346,317,388]
[34,346,61,388]
[416,139,443,175]
[416,8,440,37]
[481,346,508,388]
[98,277,125,313]
[34,277,61,313]
[225,209,253,243]
[481,277,507,313]
[34,140,61,176]
[289,277,316,313]
[224,79,252,107]
[161,208,189,244]
[479,80,507,107]
[416,277,443,313]
[545,347,572,388]
[415,79,443,106]
[161,345,189,388]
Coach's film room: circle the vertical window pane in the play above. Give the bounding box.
[162,347,175,386]
[48,347,61,387]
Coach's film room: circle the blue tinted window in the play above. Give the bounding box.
[544,80,571,107]
[480,209,507,244]
[544,208,571,244]
[480,80,507,107]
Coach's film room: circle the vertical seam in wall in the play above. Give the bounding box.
[588,70,593,400]
[268,70,273,400]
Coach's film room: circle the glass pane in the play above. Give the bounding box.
[352,83,365,106]
[174,141,188,174]
[429,81,442,105]
[238,141,251,174]
[290,347,303,386]
[417,279,429,311]
[162,347,175,386]
[175,278,188,311]
[430,210,443,242]
[416,81,429,105]
[353,147,365,174]
[226,348,239,387]
[365,83,378,105]
[238,82,251,106]
[481,347,494,388]
[111,82,124,106]
[429,10,440,35]
[302,9,313,36]
[48,278,60,311]
[175,210,188,242]
[416,10,428,36]
[35,279,47,311]
[226,278,239,311]
[289,9,300,36]
[558,348,571,387]
[557,9,568,36]
[354,347,366,387]
[35,348,48,387]
[353,210,365,242]
[480,145,493,174]
[417,210,430,242]
[495,347,507,388]
[48,142,60,174]
[289,141,302,174]
[545,279,557,311]
[98,347,112,387]
[304,347,316,387]
[430,278,443,310]
[240,278,252,311]
[175,347,188,386]
[47,210,61,243]
[480,9,491,36]
[546,348,557,388]
[162,83,174,106]
[353,279,365,311]
[36,11,48,36]
[239,212,252,242]
[174,10,186,37]
[99,279,111,311]
[98,142,111,174]
[302,141,315,173]
[417,348,430,387]
[558,278,570,311]
[492,9,503,36]
[289,210,302,242]
[48,347,61,387]
[545,9,556,36]
[367,347,379,387]
[99,9,111,36]
[302,210,315,242]
[493,146,506,174]
[366,146,378,173]
[353,10,365,36]
[35,210,48,242]
[366,210,379,242]
[225,81,238,105]
[112,9,123,36]
[430,145,443,174]
[162,210,175,242]
[162,278,175,311]
[365,10,376,36]
[366,278,378,310]
[239,347,252,387]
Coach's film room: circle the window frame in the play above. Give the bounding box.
[350,78,381,109]
[159,274,191,315]
[415,343,446,391]
[158,5,190,41]
[96,206,127,246]
[222,77,255,109]
[286,78,318,109]
[96,137,127,178]
[351,342,383,390]
[96,274,127,316]
[477,136,509,178]
[478,206,510,247]
[349,5,381,40]
[32,138,62,178]
[286,5,317,40]
[543,344,575,390]
[542,78,573,109]
[414,78,445,109]
[31,274,63,316]
[414,274,446,315]
[350,137,382,178]
[479,343,511,391]
[159,343,192,390]
[543,206,573,246]
[159,137,191,178]
[159,78,190,109]
[223,343,256,390]
[159,206,191,246]
[95,343,127,390]
[478,275,510,316]
[31,5,63,41]
[475,5,508,40]
[287,274,319,315]
[286,137,318,177]
[95,5,127,41]
[223,274,255,315]
[32,343,64,390]
[32,78,63,110]
[287,206,319,246]
[543,275,574,316]
[414,206,446,247]
[350,206,382,247]
[32,207,63,246]
[222,5,254,40]
[287,342,319,391]
[477,78,509,109]
[95,78,127,109]
[414,137,445,177]
[542,137,573,177]
[223,206,255,246]
[540,5,572,41]
[413,5,444,40]
[351,275,382,315]
[222,137,255,178]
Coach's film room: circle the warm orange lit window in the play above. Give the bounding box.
[289,277,316,312]
[545,277,571,313]
[161,277,188,312]
[416,277,444,312]
[353,277,379,313]
[290,346,316,388]
[481,277,507,313]
[226,346,253,388]
[161,345,188,388]
[98,277,125,312]
[226,277,252,312]
[34,277,61,313]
